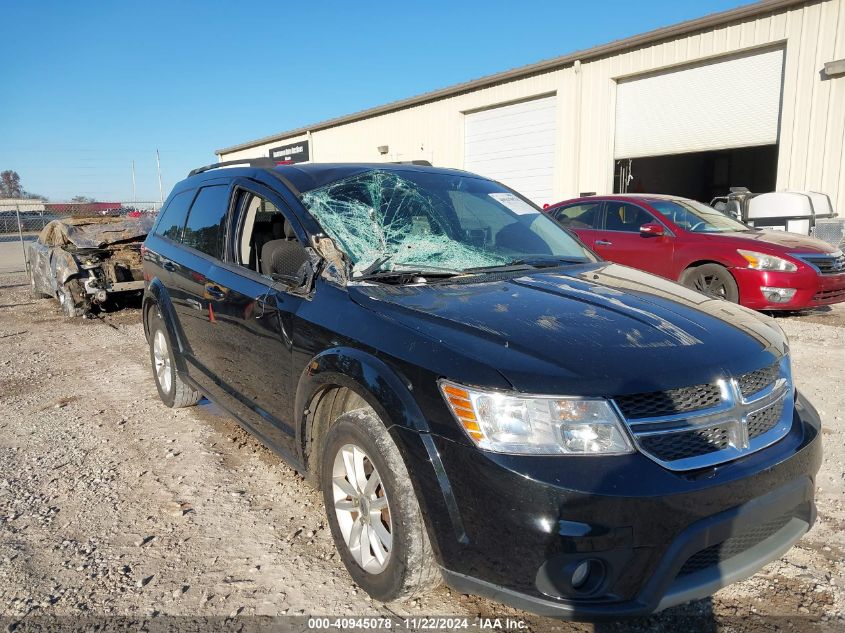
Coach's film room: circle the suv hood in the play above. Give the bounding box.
[348,263,787,396]
[700,229,838,254]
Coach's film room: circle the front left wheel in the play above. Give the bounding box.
[320,408,441,602]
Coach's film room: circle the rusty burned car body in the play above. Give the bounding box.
[28,216,151,316]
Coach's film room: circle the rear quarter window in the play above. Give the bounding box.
[154,189,195,241]
[182,185,230,259]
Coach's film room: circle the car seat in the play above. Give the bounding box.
[260,220,309,280]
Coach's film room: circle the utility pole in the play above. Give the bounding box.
[156,149,164,207]
[131,161,137,204]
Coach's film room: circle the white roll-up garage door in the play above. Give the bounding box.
[464,96,556,205]
[614,48,784,159]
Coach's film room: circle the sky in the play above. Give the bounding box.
[0,0,749,203]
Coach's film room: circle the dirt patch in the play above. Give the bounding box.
[0,271,843,631]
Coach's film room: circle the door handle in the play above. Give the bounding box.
[205,284,225,299]
[162,260,176,271]
[185,298,202,311]
[595,240,613,246]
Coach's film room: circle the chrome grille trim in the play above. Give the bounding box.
[614,357,793,471]
[793,250,845,275]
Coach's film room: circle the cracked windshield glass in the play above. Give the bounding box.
[301,169,594,277]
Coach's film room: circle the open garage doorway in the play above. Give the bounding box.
[614,144,778,202]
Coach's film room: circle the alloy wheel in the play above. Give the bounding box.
[153,330,172,394]
[331,444,393,574]
[692,271,728,298]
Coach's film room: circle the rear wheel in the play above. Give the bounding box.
[680,264,739,303]
[148,309,200,408]
[321,409,441,602]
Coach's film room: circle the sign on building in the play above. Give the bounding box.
[269,141,310,164]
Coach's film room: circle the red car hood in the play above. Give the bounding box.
[698,230,838,254]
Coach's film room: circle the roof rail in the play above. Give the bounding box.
[188,157,276,177]
[389,160,433,166]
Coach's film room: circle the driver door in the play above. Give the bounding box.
[594,201,675,278]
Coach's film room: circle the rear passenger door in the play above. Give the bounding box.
[168,183,232,388]
[549,201,604,250]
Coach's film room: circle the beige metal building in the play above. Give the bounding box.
[217,0,845,214]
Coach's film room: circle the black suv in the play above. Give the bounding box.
[141,159,821,618]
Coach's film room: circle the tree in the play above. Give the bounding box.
[0,170,22,198]
[71,195,97,203]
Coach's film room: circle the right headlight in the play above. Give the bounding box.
[439,380,633,455]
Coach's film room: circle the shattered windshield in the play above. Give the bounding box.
[301,169,593,277]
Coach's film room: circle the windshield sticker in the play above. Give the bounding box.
[488,193,538,216]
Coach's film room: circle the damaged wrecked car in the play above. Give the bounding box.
[141,159,821,619]
[29,216,150,316]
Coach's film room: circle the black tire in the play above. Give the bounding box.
[680,263,739,303]
[57,280,89,317]
[147,308,200,408]
[320,408,441,602]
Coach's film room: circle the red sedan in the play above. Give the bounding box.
[545,194,845,310]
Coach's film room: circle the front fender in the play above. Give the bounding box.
[294,346,430,444]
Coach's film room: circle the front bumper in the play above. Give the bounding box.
[733,266,845,310]
[397,390,822,620]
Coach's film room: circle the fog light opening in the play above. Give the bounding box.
[760,286,797,304]
[566,559,605,594]
[571,561,591,589]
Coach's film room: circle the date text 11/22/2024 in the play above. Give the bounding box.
[307,617,528,630]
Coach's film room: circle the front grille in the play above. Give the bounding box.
[747,399,785,439]
[737,363,779,398]
[614,360,789,470]
[639,424,731,462]
[677,514,793,577]
[614,384,721,419]
[796,251,845,275]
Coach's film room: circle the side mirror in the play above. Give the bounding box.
[639,222,665,237]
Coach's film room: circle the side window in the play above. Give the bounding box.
[154,189,195,241]
[552,202,602,229]
[182,185,230,259]
[603,201,654,232]
[235,191,295,274]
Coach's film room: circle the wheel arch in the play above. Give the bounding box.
[679,258,736,277]
[294,346,431,479]
[142,278,190,374]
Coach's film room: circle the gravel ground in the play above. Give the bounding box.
[0,270,843,632]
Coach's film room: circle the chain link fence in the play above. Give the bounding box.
[0,200,160,273]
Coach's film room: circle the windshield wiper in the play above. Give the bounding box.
[464,256,588,274]
[353,263,463,282]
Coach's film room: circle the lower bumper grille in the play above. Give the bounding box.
[813,287,845,303]
[678,513,793,577]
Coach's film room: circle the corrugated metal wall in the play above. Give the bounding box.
[221,0,845,215]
